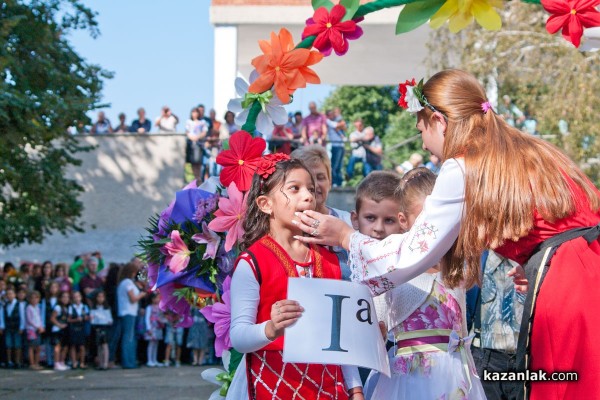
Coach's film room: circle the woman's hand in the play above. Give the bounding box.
[265,300,304,341]
[507,265,528,294]
[292,210,355,250]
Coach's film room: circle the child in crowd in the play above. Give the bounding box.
[54,263,72,293]
[26,291,44,369]
[42,281,60,367]
[50,291,70,371]
[144,293,165,367]
[228,157,362,399]
[187,305,208,366]
[67,290,90,369]
[364,168,485,399]
[90,291,113,370]
[1,287,25,368]
[163,312,183,368]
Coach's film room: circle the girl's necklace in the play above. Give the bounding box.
[298,246,312,278]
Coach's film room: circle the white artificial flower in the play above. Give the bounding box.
[405,85,424,113]
[201,350,232,400]
[227,71,288,135]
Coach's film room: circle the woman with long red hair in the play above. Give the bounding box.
[295,69,600,400]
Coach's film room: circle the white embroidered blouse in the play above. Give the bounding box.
[349,158,465,295]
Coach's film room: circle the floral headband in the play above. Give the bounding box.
[398,78,444,115]
[256,153,290,179]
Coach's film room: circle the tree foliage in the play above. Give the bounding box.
[426,1,600,182]
[0,0,111,247]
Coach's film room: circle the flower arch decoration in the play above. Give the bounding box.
[139,0,599,397]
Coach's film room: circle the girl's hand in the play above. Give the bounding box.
[507,265,528,294]
[265,300,304,341]
[348,388,364,400]
[292,210,355,250]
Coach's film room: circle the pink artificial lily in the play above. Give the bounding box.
[192,222,221,260]
[208,182,247,252]
[162,230,191,274]
[201,276,232,357]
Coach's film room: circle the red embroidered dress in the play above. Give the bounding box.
[236,235,349,400]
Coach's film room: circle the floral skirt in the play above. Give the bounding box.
[366,348,486,400]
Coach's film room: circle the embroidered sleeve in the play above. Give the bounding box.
[349,158,465,295]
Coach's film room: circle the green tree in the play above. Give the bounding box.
[321,85,400,139]
[426,1,600,183]
[0,0,110,247]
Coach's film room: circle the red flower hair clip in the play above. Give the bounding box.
[256,153,290,179]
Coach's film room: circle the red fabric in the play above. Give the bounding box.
[495,184,600,399]
[247,350,348,400]
[529,237,600,399]
[235,235,347,399]
[495,182,600,264]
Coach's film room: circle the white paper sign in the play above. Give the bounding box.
[283,278,390,377]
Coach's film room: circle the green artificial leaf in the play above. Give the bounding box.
[312,0,335,11]
[340,0,360,21]
[395,0,445,34]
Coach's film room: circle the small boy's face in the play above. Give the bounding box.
[6,289,15,301]
[352,198,402,240]
[17,290,26,300]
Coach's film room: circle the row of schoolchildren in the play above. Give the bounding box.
[0,279,216,370]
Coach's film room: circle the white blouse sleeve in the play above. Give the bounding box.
[230,258,272,354]
[349,158,465,295]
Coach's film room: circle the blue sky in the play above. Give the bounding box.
[68,1,332,130]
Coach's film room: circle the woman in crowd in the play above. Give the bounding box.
[116,262,147,369]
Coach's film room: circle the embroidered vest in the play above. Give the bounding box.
[235,235,341,351]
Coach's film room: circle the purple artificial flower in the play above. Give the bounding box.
[159,282,192,327]
[201,276,232,357]
[147,262,160,289]
[193,194,219,223]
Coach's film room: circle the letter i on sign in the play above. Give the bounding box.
[322,294,349,353]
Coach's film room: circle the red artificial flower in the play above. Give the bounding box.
[256,153,290,179]
[542,0,600,47]
[398,79,417,109]
[302,4,364,56]
[216,131,266,192]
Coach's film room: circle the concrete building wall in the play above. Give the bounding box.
[1,134,186,263]
[1,135,355,264]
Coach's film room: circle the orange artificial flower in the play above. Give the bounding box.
[248,28,323,104]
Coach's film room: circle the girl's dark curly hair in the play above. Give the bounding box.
[241,158,314,251]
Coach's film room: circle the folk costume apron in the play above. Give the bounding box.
[236,235,349,400]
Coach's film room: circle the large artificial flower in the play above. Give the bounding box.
[228,72,288,135]
[147,262,160,289]
[542,0,600,47]
[398,79,425,113]
[430,0,503,33]
[162,230,191,274]
[216,131,266,192]
[192,222,221,260]
[302,4,363,56]
[159,282,192,327]
[208,182,247,252]
[248,28,323,104]
[201,276,232,357]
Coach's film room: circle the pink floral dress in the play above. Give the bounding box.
[368,279,486,400]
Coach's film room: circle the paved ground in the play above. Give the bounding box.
[0,365,219,400]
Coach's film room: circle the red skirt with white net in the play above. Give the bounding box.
[246,350,349,400]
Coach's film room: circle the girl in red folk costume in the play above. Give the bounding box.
[228,156,363,400]
[295,69,600,400]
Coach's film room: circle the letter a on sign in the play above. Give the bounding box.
[284,278,390,376]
